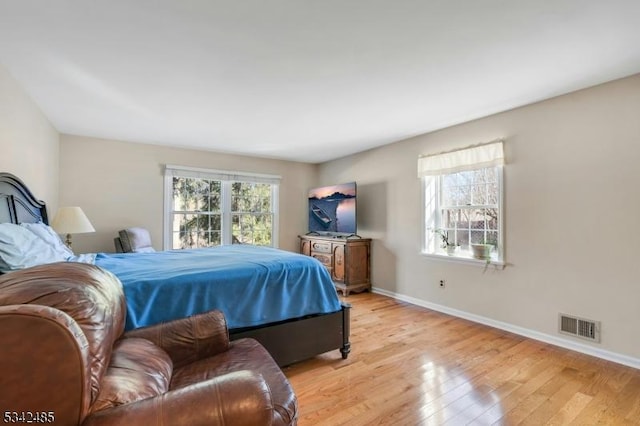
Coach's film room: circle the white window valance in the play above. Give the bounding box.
[417,140,504,177]
[165,165,281,185]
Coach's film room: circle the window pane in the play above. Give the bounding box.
[486,231,498,246]
[255,214,272,246]
[230,183,274,245]
[231,182,244,195]
[456,209,470,230]
[470,208,486,230]
[172,232,181,249]
[451,171,473,206]
[471,183,486,205]
[231,182,272,213]
[209,181,221,210]
[230,213,273,246]
[261,196,271,212]
[241,214,253,227]
[254,184,271,212]
[185,181,198,209]
[456,229,470,248]
[174,177,193,211]
[441,209,459,229]
[172,177,183,210]
[173,212,222,249]
[210,214,221,232]
[442,173,459,188]
[486,208,498,230]
[484,167,497,183]
[241,229,253,245]
[172,214,182,232]
[231,195,238,212]
[487,183,498,205]
[231,214,241,243]
[428,165,501,258]
[169,173,276,249]
[231,214,244,243]
[191,179,206,211]
[232,184,250,212]
[470,230,486,245]
[171,178,217,248]
[210,231,221,246]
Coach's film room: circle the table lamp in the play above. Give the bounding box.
[52,206,95,248]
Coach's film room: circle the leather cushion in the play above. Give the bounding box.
[91,338,173,413]
[171,338,297,426]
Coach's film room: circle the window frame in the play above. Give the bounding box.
[422,165,505,267]
[163,165,280,250]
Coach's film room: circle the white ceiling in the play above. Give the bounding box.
[1,1,640,163]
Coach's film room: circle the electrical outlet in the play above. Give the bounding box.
[439,280,445,288]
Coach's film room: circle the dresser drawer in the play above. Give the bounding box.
[311,253,332,266]
[310,241,332,253]
[299,235,371,297]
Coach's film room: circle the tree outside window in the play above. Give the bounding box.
[439,167,500,250]
[231,182,273,246]
[171,177,222,249]
[166,169,279,250]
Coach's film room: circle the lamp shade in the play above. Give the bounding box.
[52,207,95,234]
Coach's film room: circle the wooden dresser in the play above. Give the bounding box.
[299,235,371,296]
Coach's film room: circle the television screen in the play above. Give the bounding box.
[308,182,357,235]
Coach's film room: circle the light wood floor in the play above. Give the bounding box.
[283,292,640,425]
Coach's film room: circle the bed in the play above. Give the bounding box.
[0,172,351,366]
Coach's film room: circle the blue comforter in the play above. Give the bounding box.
[95,245,342,331]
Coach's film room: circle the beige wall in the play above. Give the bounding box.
[319,74,640,362]
[7,52,639,363]
[0,65,59,213]
[59,135,317,254]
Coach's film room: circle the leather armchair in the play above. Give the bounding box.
[0,262,298,425]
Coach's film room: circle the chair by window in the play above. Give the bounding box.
[114,227,155,253]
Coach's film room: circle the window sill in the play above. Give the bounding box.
[421,251,506,270]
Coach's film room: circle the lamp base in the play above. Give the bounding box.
[65,233,72,248]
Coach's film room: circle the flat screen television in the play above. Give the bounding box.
[308,182,357,236]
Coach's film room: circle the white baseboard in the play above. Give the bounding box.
[372,287,640,371]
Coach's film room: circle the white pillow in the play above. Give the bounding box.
[21,221,74,259]
[0,223,67,272]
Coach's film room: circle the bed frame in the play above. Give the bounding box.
[0,172,351,366]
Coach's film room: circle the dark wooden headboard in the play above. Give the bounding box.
[0,172,48,225]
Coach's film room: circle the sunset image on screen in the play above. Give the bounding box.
[308,183,356,200]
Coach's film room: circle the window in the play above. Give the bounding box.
[230,181,275,246]
[419,141,504,264]
[164,165,280,250]
[170,176,222,248]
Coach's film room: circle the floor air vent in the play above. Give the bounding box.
[559,314,600,343]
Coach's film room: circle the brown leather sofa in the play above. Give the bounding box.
[0,262,298,425]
